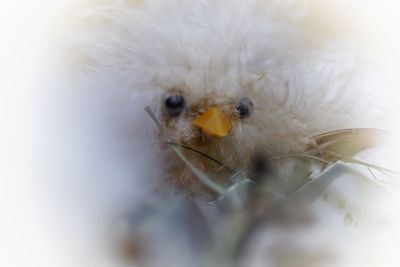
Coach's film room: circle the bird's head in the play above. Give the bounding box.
[75,0,358,196]
[133,0,324,195]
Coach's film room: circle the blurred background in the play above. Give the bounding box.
[1,0,400,267]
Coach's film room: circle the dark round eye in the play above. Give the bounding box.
[236,97,253,118]
[165,94,185,117]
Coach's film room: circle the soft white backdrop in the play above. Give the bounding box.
[1,1,399,267]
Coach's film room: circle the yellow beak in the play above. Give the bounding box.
[192,107,232,137]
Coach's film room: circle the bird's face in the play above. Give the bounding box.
[158,84,258,165]
[156,84,261,195]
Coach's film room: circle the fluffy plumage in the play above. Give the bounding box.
[68,0,381,198]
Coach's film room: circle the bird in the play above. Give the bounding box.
[69,0,387,200]
[51,1,400,266]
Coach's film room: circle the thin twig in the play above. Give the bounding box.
[266,153,333,165]
[324,150,399,175]
[166,141,233,173]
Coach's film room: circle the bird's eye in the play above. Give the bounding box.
[165,94,185,117]
[236,97,254,118]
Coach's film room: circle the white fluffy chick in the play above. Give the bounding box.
[71,0,379,199]
[45,1,400,266]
